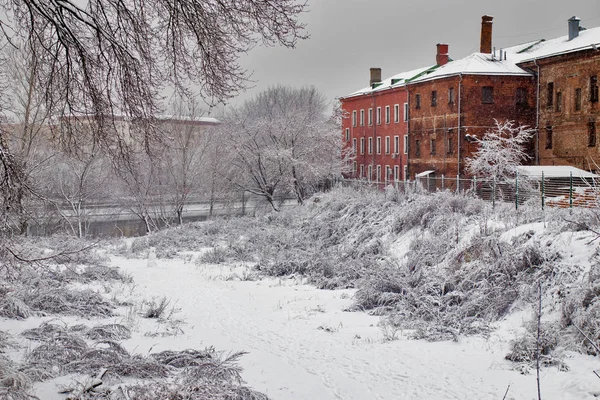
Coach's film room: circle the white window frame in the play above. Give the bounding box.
[385,165,391,182]
[352,161,357,175]
[345,128,350,141]
[385,106,391,124]
[403,135,409,154]
[394,104,400,123]
[403,165,408,181]
[360,138,365,155]
[376,165,381,182]
[376,107,382,125]
[368,108,373,126]
[368,137,373,154]
[385,136,391,154]
[368,165,373,181]
[376,137,381,155]
[403,103,409,122]
[352,138,357,154]
[394,165,399,181]
[352,110,357,127]
[359,164,364,178]
[394,135,399,154]
[360,109,365,126]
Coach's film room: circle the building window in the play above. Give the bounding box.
[359,164,364,178]
[368,165,372,181]
[516,87,527,105]
[394,165,399,181]
[394,136,399,154]
[591,76,599,102]
[376,165,381,182]
[385,166,392,182]
[482,86,493,104]
[360,109,365,126]
[403,165,408,181]
[430,139,436,155]
[415,94,421,109]
[352,110,357,126]
[545,124,553,149]
[404,103,409,121]
[352,138,357,153]
[589,121,597,147]
[352,161,357,175]
[547,82,554,109]
[447,137,453,154]
[385,106,391,124]
[368,108,373,125]
[368,137,373,154]
[394,104,400,123]
[403,135,408,154]
[376,137,381,154]
[385,136,391,154]
[345,128,350,141]
[431,90,437,106]
[376,107,382,125]
[360,138,365,154]
[575,88,582,111]
[556,91,562,112]
[415,139,421,157]
[448,87,455,104]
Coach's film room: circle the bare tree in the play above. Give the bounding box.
[0,0,307,233]
[160,98,215,224]
[221,86,346,210]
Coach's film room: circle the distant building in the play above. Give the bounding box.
[340,15,600,180]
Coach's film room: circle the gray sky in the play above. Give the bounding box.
[229,0,600,109]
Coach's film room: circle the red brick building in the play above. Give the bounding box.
[517,17,600,171]
[340,65,432,182]
[340,15,600,180]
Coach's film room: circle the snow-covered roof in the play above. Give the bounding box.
[408,52,531,84]
[515,25,600,63]
[342,65,435,99]
[415,170,435,177]
[516,165,599,178]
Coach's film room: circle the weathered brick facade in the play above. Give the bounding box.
[408,74,536,178]
[520,49,600,170]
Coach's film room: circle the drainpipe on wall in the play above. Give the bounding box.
[457,73,463,176]
[403,84,410,180]
[533,58,540,165]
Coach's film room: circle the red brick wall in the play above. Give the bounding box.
[521,50,600,170]
[341,87,409,182]
[408,74,536,178]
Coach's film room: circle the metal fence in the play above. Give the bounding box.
[341,173,600,210]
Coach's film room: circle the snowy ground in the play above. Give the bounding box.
[85,253,599,400]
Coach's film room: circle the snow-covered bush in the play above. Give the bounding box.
[505,321,567,373]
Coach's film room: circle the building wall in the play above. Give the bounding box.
[341,88,409,182]
[521,50,600,170]
[408,74,536,178]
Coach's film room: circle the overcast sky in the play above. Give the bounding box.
[227,0,600,110]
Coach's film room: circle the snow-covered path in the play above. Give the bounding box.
[115,256,600,400]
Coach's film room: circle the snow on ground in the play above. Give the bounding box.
[103,253,600,400]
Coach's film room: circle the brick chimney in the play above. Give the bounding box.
[568,16,581,41]
[436,43,449,66]
[480,15,493,54]
[370,68,382,87]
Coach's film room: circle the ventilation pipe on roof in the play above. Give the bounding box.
[480,15,493,54]
[370,68,382,87]
[568,16,581,41]
[436,43,449,66]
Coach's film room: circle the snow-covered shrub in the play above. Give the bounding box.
[143,296,171,319]
[198,247,228,265]
[505,321,567,372]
